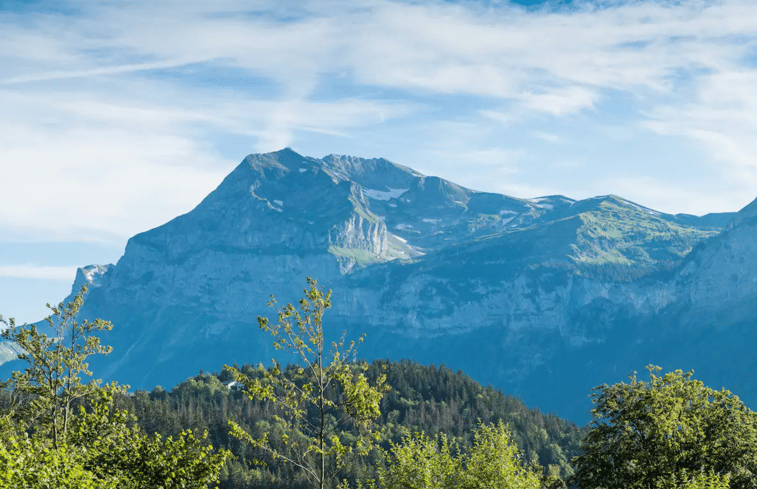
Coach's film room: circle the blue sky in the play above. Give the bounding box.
[2,0,757,323]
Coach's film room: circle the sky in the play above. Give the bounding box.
[2,0,757,323]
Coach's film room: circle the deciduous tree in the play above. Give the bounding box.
[367,421,543,489]
[226,277,389,489]
[0,286,230,488]
[570,365,757,489]
[1,284,114,448]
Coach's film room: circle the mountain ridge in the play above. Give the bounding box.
[1,148,752,422]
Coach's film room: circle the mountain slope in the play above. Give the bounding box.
[1,149,749,422]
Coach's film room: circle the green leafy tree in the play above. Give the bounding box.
[461,421,545,489]
[367,421,542,489]
[570,365,757,489]
[675,471,730,489]
[226,277,389,489]
[1,284,114,448]
[69,387,229,489]
[0,286,230,488]
[374,430,458,489]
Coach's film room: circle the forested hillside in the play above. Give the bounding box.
[2,289,752,489]
[113,359,586,489]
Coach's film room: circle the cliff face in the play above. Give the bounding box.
[6,148,754,422]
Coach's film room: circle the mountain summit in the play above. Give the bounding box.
[4,149,754,422]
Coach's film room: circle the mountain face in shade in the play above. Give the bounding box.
[4,148,754,422]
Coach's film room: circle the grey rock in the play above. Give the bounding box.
[2,148,753,422]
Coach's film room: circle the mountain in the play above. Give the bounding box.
[1,148,750,422]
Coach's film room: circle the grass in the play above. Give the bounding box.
[571,200,721,271]
[467,214,501,233]
[328,245,384,268]
[348,195,380,224]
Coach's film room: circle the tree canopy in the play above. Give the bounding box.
[570,365,757,489]
[0,286,229,488]
[226,277,389,489]
[366,421,544,489]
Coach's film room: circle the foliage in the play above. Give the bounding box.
[370,430,457,489]
[113,359,585,488]
[70,387,228,489]
[0,286,229,488]
[363,421,542,489]
[226,278,389,489]
[1,285,114,449]
[676,471,730,489]
[570,365,757,489]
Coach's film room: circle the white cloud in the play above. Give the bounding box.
[638,69,757,210]
[0,58,209,86]
[480,110,514,124]
[533,131,562,143]
[0,265,77,281]
[1,0,757,238]
[520,86,599,116]
[0,62,412,242]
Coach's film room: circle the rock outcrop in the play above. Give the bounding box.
[5,148,753,422]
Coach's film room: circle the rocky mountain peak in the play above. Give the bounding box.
[4,150,757,423]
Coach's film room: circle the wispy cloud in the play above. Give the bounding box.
[0,58,211,85]
[0,265,77,281]
[2,0,757,243]
[3,0,757,324]
[533,131,562,143]
[520,86,599,116]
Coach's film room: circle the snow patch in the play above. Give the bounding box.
[422,218,441,224]
[362,187,409,201]
[499,210,516,215]
[528,198,553,210]
[395,224,413,230]
[83,265,111,287]
[273,200,284,206]
[620,198,659,215]
[85,268,100,282]
[388,203,397,208]
[299,168,308,173]
[394,235,407,243]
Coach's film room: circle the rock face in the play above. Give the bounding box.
[5,148,756,422]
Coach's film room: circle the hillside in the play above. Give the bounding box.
[113,359,586,489]
[1,148,753,423]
